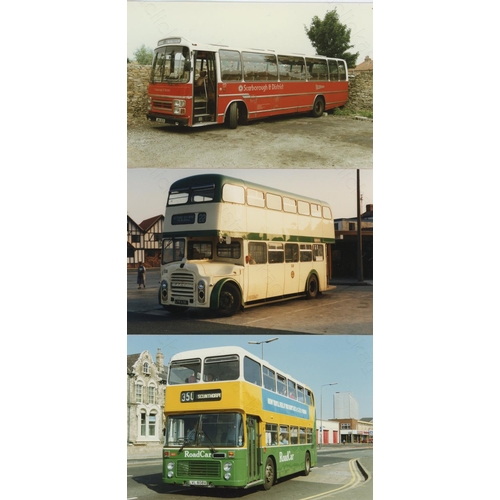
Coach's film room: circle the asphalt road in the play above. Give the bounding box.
[127,114,373,169]
[127,270,372,335]
[127,446,373,500]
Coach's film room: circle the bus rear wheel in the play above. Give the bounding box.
[303,451,311,476]
[306,274,319,299]
[263,457,275,490]
[311,97,325,118]
[218,282,241,317]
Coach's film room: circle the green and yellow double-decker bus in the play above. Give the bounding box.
[163,346,317,490]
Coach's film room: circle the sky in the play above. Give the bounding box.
[127,1,373,66]
[127,334,373,419]
[127,168,373,224]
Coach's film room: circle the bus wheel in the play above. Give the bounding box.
[303,452,311,476]
[306,274,318,299]
[218,282,241,316]
[263,457,275,490]
[163,305,189,314]
[311,97,325,118]
[227,102,238,129]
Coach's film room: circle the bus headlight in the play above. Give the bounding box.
[161,280,168,301]
[147,97,152,111]
[167,461,175,470]
[223,462,233,472]
[173,99,186,115]
[198,280,206,303]
[167,470,174,478]
[224,472,231,480]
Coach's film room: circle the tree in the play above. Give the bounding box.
[305,10,359,68]
[134,45,154,65]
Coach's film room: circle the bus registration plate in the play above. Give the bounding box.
[189,480,207,486]
[175,299,188,305]
[156,118,166,123]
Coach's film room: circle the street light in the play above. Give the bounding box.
[320,383,338,448]
[248,337,279,359]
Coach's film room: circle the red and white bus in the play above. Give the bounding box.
[146,36,348,129]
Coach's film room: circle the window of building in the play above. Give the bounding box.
[132,235,141,243]
[140,411,146,436]
[149,413,156,436]
[143,362,149,375]
[148,386,155,404]
[349,222,356,231]
[341,423,351,429]
[135,383,143,403]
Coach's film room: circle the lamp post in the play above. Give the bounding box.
[248,337,279,359]
[320,383,338,449]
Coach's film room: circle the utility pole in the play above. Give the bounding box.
[356,169,364,283]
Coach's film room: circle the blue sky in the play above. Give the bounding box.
[128,334,373,419]
[128,168,373,224]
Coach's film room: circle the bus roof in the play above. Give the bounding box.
[169,345,312,391]
[156,36,346,62]
[169,173,332,209]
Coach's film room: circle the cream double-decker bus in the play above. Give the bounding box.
[163,346,317,490]
[159,174,335,316]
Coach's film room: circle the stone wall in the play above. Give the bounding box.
[127,63,151,126]
[344,70,373,113]
[126,63,373,125]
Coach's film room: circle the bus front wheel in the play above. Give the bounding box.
[311,97,325,118]
[306,274,318,299]
[263,457,275,490]
[218,282,241,316]
[227,102,238,129]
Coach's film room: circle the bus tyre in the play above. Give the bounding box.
[303,452,311,476]
[263,457,275,490]
[311,97,325,118]
[218,282,241,317]
[227,102,238,129]
[306,274,318,299]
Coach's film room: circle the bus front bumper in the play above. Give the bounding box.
[147,113,189,126]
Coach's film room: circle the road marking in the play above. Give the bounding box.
[299,459,362,499]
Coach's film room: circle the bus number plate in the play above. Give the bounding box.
[189,480,207,486]
[175,299,188,305]
[156,118,166,123]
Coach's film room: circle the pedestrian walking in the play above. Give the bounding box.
[137,262,146,289]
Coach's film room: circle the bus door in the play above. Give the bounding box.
[193,51,217,124]
[246,242,268,302]
[246,416,260,483]
[284,243,300,295]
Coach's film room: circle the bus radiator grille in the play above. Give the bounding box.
[153,100,172,110]
[170,273,195,298]
[177,460,221,477]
